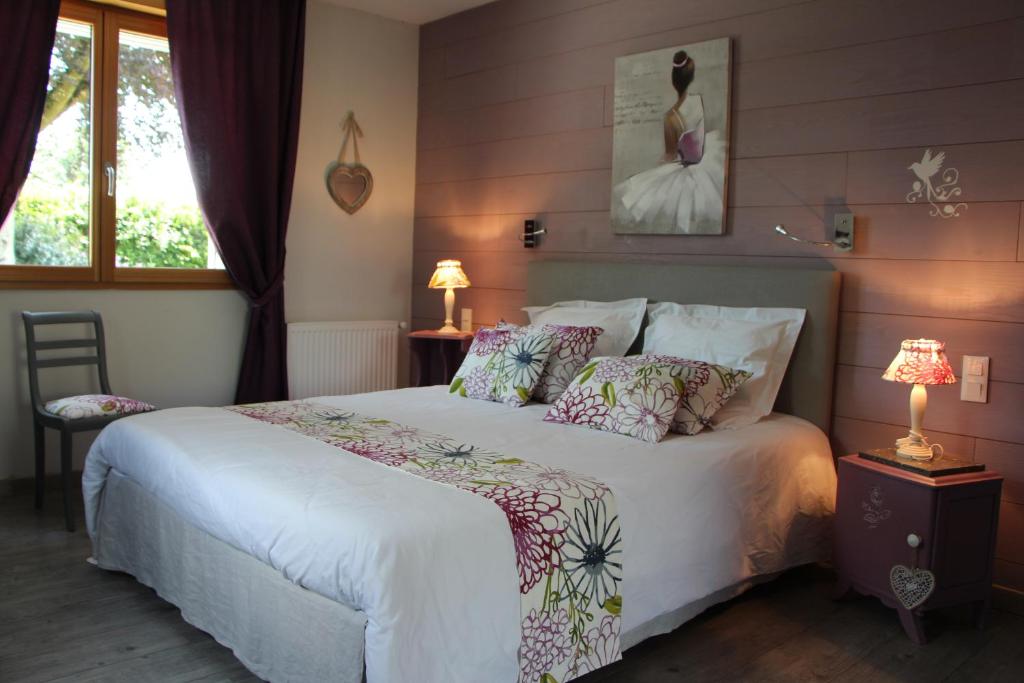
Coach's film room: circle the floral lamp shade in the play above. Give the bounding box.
[881,339,956,385]
[881,339,955,461]
[428,260,470,289]
[428,259,470,334]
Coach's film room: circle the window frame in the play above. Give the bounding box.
[0,0,232,290]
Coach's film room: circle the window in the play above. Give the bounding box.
[0,0,228,288]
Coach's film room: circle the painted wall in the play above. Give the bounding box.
[414,0,1024,593]
[0,0,419,483]
[286,0,419,383]
[0,290,248,482]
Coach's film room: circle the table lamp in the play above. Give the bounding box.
[881,339,956,460]
[428,259,470,334]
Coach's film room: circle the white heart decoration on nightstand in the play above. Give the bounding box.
[890,564,936,609]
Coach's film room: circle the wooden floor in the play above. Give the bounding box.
[2,492,1023,683]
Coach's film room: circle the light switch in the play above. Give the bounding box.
[960,355,989,403]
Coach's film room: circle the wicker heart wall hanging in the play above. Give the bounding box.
[890,564,935,609]
[326,111,373,215]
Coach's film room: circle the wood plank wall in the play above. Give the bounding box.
[413,0,1024,593]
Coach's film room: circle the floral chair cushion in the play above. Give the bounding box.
[665,360,752,436]
[544,354,687,443]
[449,326,555,407]
[44,394,155,420]
[498,322,604,403]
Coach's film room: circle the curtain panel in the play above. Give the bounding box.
[0,0,61,225]
[166,0,306,403]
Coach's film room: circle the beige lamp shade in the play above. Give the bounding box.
[428,259,471,289]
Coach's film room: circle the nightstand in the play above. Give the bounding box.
[834,452,1002,644]
[408,330,474,387]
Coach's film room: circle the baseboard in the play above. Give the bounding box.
[0,472,83,500]
[993,584,1024,617]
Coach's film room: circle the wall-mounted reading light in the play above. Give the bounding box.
[774,213,854,252]
[519,219,546,248]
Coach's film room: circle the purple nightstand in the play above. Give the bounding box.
[834,453,1003,644]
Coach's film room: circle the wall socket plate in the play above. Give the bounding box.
[960,355,989,403]
[832,213,854,252]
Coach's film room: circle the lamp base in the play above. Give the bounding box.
[437,288,459,336]
[894,432,943,461]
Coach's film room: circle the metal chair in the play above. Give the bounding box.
[22,311,154,531]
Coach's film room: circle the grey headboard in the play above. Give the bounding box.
[525,260,841,434]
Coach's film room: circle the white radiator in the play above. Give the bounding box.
[287,321,401,399]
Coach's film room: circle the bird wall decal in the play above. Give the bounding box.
[908,149,944,195]
[906,148,967,219]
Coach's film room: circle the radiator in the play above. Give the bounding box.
[287,321,400,399]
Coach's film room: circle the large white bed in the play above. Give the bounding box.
[83,261,842,682]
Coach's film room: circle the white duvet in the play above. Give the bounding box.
[83,386,837,683]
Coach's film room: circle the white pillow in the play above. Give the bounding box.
[523,298,647,357]
[642,303,805,429]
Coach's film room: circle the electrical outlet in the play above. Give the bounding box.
[832,213,854,251]
[960,355,989,403]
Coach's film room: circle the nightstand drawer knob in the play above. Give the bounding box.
[906,533,922,548]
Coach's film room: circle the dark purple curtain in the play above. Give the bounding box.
[0,0,60,224]
[166,0,305,404]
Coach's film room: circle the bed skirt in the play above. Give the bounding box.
[92,470,367,683]
[91,469,790,681]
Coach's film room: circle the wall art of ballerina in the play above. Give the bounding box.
[611,37,731,235]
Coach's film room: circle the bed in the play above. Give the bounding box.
[83,261,841,683]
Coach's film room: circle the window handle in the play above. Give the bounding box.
[104,163,116,197]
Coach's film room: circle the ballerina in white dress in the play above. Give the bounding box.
[611,50,727,234]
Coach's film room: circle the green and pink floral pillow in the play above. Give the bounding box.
[666,360,751,435]
[497,322,604,403]
[544,354,750,442]
[449,326,555,407]
[544,355,683,442]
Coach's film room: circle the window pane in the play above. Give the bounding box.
[1,19,93,267]
[114,30,222,270]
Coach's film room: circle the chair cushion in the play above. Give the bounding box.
[44,394,155,420]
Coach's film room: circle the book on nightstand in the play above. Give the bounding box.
[857,447,985,477]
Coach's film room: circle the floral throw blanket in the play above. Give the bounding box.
[228,401,622,682]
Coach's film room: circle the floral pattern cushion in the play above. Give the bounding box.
[44,394,155,420]
[498,321,604,403]
[544,354,752,441]
[449,326,555,407]
[544,354,687,443]
[665,361,752,435]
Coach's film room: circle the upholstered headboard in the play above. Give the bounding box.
[525,260,841,434]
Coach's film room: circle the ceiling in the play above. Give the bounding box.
[321,0,494,25]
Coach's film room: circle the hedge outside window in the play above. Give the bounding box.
[0,0,229,288]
